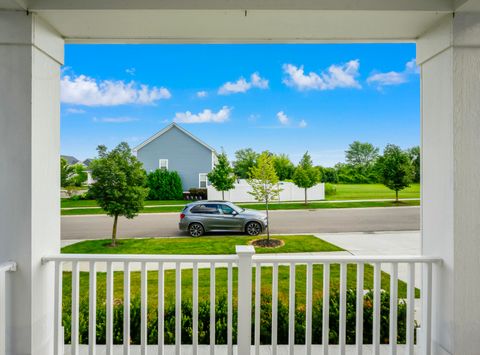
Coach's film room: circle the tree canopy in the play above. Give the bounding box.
[89,142,148,246]
[345,141,379,167]
[292,152,321,204]
[273,154,296,181]
[233,148,259,179]
[208,152,236,200]
[376,144,413,201]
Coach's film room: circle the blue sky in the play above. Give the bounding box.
[61,44,419,167]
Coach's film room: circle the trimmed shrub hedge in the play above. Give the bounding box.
[63,290,414,345]
[146,169,183,200]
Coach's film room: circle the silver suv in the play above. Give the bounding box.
[179,201,268,237]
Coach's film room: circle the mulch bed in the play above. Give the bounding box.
[250,238,284,248]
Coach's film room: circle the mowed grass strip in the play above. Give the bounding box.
[61,264,418,314]
[61,235,345,255]
[326,183,420,201]
[61,199,420,216]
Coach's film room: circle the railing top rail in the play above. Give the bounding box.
[0,261,16,273]
[252,254,443,264]
[42,254,238,263]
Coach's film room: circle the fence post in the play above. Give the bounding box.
[236,245,255,355]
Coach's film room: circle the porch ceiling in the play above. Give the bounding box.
[2,0,465,43]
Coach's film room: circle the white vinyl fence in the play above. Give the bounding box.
[207,180,325,203]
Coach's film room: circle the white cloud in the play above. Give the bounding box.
[65,108,85,114]
[126,67,136,76]
[367,58,420,89]
[196,91,208,98]
[299,119,307,128]
[218,72,269,95]
[173,106,232,124]
[282,60,361,91]
[276,111,290,125]
[93,117,138,123]
[61,74,171,106]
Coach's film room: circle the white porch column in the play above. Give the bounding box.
[418,12,480,355]
[0,11,63,354]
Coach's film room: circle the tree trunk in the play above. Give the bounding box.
[222,190,225,200]
[395,190,399,202]
[111,214,119,247]
[304,188,308,205]
[265,197,270,241]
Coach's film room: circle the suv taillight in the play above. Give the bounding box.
[180,213,185,219]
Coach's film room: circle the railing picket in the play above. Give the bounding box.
[406,263,415,355]
[89,262,97,355]
[339,263,347,355]
[192,263,198,355]
[255,263,261,355]
[373,263,381,355]
[423,263,433,355]
[106,261,113,355]
[158,262,165,355]
[141,262,148,355]
[175,263,182,355]
[389,263,398,355]
[210,263,216,355]
[322,263,330,355]
[54,261,63,355]
[288,263,296,355]
[72,261,80,355]
[356,263,364,355]
[124,262,131,355]
[272,263,279,355]
[227,262,233,355]
[305,263,313,355]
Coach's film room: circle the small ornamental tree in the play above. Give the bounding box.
[247,152,282,243]
[89,143,148,246]
[292,152,321,205]
[71,164,88,187]
[376,144,413,202]
[207,152,236,200]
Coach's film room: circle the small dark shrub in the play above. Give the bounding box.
[188,188,208,200]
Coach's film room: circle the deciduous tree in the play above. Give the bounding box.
[89,143,148,246]
[208,152,236,200]
[293,152,321,205]
[273,154,296,181]
[233,148,258,179]
[376,144,413,202]
[247,152,282,242]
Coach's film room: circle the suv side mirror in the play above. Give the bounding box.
[232,210,238,216]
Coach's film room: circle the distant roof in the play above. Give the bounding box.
[133,122,217,153]
[82,158,94,167]
[61,155,79,165]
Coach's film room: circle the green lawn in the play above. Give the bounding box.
[326,183,420,201]
[61,199,419,216]
[61,235,418,311]
[61,199,186,208]
[61,235,345,254]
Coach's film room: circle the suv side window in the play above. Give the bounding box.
[190,204,219,214]
[220,204,235,215]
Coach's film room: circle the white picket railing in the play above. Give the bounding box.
[0,261,16,355]
[42,250,441,355]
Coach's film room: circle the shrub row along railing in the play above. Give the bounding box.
[43,249,441,355]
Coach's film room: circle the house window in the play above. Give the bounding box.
[159,159,168,170]
[199,173,208,188]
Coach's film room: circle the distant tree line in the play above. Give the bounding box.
[232,141,420,185]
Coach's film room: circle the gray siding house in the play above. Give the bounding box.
[133,123,217,191]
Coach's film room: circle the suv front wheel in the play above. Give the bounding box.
[246,222,262,236]
[189,223,204,237]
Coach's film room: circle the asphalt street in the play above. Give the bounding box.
[61,206,420,240]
